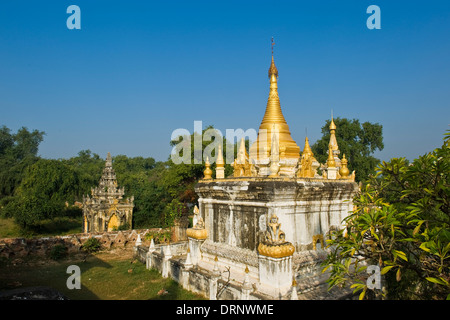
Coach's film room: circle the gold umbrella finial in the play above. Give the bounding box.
[271,36,275,55]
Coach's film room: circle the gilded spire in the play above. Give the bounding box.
[329,116,339,152]
[237,137,249,164]
[339,154,350,179]
[329,117,337,130]
[326,145,336,168]
[203,157,212,180]
[303,136,313,156]
[249,39,300,161]
[232,137,253,177]
[216,144,224,168]
[262,52,285,125]
[297,137,318,178]
[215,144,225,179]
[268,125,280,178]
[268,55,278,79]
[106,152,112,167]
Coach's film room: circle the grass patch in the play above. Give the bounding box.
[0,216,82,239]
[0,217,22,238]
[0,251,205,300]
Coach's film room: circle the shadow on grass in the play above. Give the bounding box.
[0,252,112,300]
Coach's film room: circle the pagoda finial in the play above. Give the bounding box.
[249,39,300,162]
[203,157,213,180]
[328,114,338,151]
[106,152,112,166]
[268,38,278,79]
[327,145,336,168]
[339,154,350,179]
[271,36,275,55]
[303,136,313,156]
[329,116,337,131]
[215,144,225,179]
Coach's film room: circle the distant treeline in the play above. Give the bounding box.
[0,125,236,232]
[0,119,385,233]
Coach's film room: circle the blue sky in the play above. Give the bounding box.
[1,1,449,162]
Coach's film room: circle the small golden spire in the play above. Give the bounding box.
[297,136,317,178]
[268,125,280,178]
[245,265,249,273]
[203,157,213,179]
[268,37,278,78]
[339,154,350,178]
[329,117,337,131]
[215,144,225,179]
[236,137,249,164]
[329,116,339,152]
[303,136,313,156]
[327,145,336,168]
[216,144,224,168]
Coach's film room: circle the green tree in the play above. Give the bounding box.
[3,159,81,229]
[0,126,45,202]
[311,118,384,182]
[322,131,450,300]
[113,155,161,228]
[62,149,104,197]
[165,125,239,200]
[163,198,184,228]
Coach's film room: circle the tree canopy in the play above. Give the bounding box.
[311,118,384,182]
[3,159,81,229]
[0,126,45,201]
[323,131,449,300]
[0,124,244,233]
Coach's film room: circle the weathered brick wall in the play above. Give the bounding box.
[0,228,166,261]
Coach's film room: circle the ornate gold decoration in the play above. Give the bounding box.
[249,47,301,161]
[203,157,213,180]
[329,116,339,152]
[312,234,324,250]
[232,137,254,177]
[187,204,207,240]
[326,145,336,168]
[339,154,350,179]
[297,137,319,178]
[186,224,207,240]
[258,242,295,258]
[258,213,295,258]
[350,170,356,182]
[268,126,280,178]
[215,144,225,179]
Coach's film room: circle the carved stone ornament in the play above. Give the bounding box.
[257,213,295,258]
[186,205,207,240]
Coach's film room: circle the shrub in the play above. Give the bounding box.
[49,244,67,260]
[82,237,102,253]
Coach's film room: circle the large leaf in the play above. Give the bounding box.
[381,266,394,275]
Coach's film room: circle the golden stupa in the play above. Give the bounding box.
[249,44,301,162]
[328,117,339,152]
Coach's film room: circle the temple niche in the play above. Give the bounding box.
[82,152,134,233]
[138,45,359,300]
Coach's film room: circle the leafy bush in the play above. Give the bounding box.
[82,237,102,253]
[49,244,67,260]
[323,131,450,300]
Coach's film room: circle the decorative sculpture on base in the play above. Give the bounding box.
[258,214,295,258]
[186,205,207,240]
